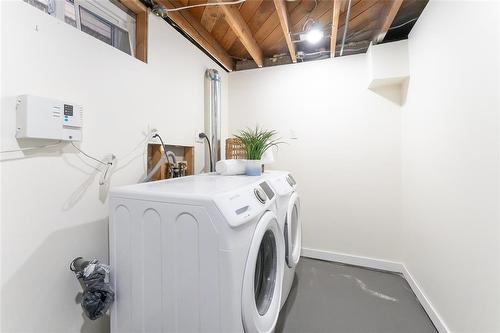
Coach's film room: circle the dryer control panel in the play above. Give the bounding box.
[268,176,294,197]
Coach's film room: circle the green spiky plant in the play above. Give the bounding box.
[234,126,283,160]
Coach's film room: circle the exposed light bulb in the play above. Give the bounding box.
[306,28,324,44]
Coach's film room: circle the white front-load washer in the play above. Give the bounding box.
[109,174,284,333]
[265,171,301,308]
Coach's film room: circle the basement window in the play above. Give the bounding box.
[76,1,135,56]
[78,4,134,55]
[23,0,78,25]
[65,0,77,27]
[24,0,137,57]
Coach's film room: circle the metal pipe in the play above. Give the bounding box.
[205,69,221,172]
[339,0,353,57]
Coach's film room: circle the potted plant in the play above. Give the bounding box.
[234,126,282,176]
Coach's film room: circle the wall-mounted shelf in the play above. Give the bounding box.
[367,40,410,105]
[147,143,194,181]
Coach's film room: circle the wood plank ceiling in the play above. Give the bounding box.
[145,0,428,71]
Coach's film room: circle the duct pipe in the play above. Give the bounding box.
[205,69,221,172]
[339,0,353,56]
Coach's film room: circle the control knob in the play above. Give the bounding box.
[254,188,267,204]
[286,174,297,187]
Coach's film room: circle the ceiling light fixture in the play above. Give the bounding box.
[299,20,324,45]
[305,27,324,44]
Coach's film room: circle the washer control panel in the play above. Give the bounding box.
[214,180,276,228]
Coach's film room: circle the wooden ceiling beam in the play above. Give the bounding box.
[216,0,264,67]
[374,0,403,43]
[222,0,263,51]
[157,0,234,71]
[119,0,147,14]
[273,0,297,63]
[200,6,222,33]
[330,0,341,57]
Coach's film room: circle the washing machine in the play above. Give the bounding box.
[109,174,284,333]
[265,171,301,308]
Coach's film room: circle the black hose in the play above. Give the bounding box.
[153,133,169,162]
[199,133,213,172]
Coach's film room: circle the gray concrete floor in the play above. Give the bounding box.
[276,258,437,333]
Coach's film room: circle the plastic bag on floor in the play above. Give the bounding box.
[70,257,114,320]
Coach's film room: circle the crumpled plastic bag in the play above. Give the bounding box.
[71,258,114,320]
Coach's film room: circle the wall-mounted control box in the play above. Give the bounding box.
[16,95,83,141]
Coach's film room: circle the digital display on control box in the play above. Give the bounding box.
[64,104,73,116]
[259,182,274,199]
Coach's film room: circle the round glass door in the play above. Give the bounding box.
[242,212,284,333]
[254,230,277,315]
[286,193,301,268]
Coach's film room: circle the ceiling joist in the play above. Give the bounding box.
[273,0,297,63]
[157,0,234,71]
[375,0,404,44]
[200,5,221,33]
[146,0,427,70]
[119,0,147,14]
[216,0,264,67]
[330,0,341,57]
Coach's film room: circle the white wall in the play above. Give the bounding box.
[0,2,227,332]
[402,1,500,332]
[229,3,500,331]
[3,1,499,333]
[228,55,402,262]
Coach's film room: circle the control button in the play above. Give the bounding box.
[254,188,267,204]
[235,205,249,215]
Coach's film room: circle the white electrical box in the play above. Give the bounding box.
[16,95,83,141]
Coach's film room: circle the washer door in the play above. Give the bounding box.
[242,211,284,333]
[285,192,301,268]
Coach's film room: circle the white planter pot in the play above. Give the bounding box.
[245,159,262,176]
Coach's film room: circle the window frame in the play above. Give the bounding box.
[116,0,148,63]
[24,0,148,63]
[74,0,136,57]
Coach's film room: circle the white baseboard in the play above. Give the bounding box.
[301,247,404,273]
[401,266,450,333]
[301,247,450,333]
